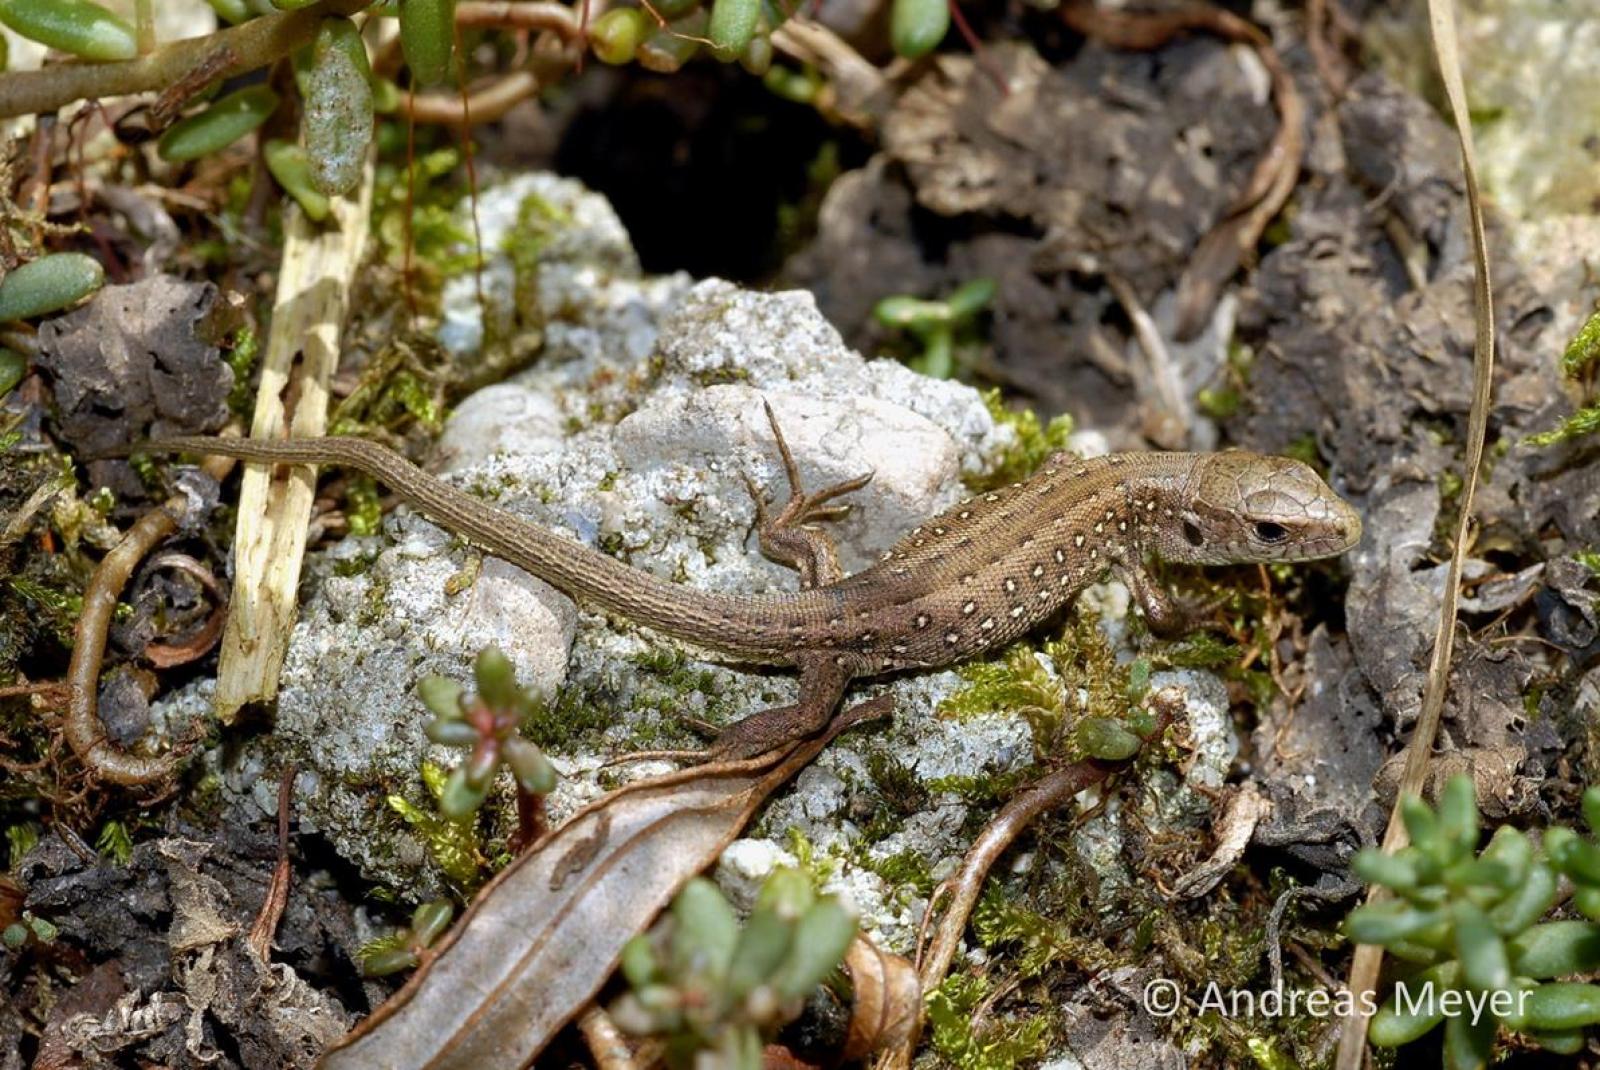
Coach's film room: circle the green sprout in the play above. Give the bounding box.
[610,868,858,1070]
[1350,776,1600,1066]
[874,278,996,380]
[359,899,454,976]
[2,911,59,951]
[416,646,560,821]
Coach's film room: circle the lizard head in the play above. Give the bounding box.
[1158,452,1362,565]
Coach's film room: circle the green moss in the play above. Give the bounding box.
[504,191,573,330]
[973,883,1117,978]
[867,849,935,900]
[95,820,133,866]
[969,389,1074,491]
[6,823,39,869]
[940,613,1140,760]
[386,760,485,891]
[1561,307,1600,378]
[1576,549,1600,577]
[926,973,1053,1070]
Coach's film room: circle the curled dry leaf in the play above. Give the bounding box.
[321,698,888,1070]
[840,936,921,1062]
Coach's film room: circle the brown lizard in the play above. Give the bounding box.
[145,404,1361,756]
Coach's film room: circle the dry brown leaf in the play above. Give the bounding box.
[320,699,887,1070]
[841,936,921,1062]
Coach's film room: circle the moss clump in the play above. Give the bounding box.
[925,973,1053,1070]
[969,389,1074,492]
[386,760,487,891]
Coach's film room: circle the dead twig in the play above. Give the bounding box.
[0,0,368,120]
[404,72,542,126]
[62,449,236,786]
[247,765,297,963]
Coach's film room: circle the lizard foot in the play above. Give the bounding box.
[746,399,873,589]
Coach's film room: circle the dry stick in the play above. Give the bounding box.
[214,155,376,722]
[577,1007,640,1070]
[0,0,368,120]
[1332,0,1496,1064]
[247,764,297,962]
[876,689,1184,1070]
[404,71,542,125]
[63,451,236,787]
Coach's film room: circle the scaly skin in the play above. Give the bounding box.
[148,410,1361,755]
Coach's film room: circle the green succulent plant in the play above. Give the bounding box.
[416,646,560,821]
[874,278,996,380]
[1349,776,1600,1066]
[610,868,858,1070]
[359,898,455,976]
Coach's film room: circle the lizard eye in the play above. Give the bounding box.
[1182,520,1204,547]
[1254,521,1289,543]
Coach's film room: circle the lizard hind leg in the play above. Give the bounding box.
[746,400,874,590]
[606,657,866,766]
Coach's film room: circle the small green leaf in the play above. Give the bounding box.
[262,139,331,222]
[1345,900,1445,946]
[0,0,136,61]
[888,0,948,59]
[1368,961,1458,1046]
[1453,901,1510,994]
[620,934,659,990]
[671,878,739,979]
[1509,921,1600,979]
[1437,774,1479,854]
[439,762,490,820]
[424,718,479,747]
[503,736,558,795]
[473,645,518,709]
[304,16,373,196]
[1546,826,1600,885]
[707,0,759,58]
[753,867,814,921]
[410,899,454,945]
[1529,1028,1585,1055]
[1,923,26,950]
[1400,794,1440,850]
[1442,1008,1495,1070]
[1583,786,1600,835]
[589,7,650,65]
[158,85,280,163]
[399,0,456,86]
[772,897,856,1000]
[1575,886,1600,922]
[1351,848,1417,890]
[637,9,706,73]
[0,349,23,396]
[362,947,419,976]
[1075,716,1141,760]
[205,0,253,24]
[1489,860,1557,935]
[1521,981,1600,1031]
[417,675,465,719]
[945,277,996,321]
[0,252,104,322]
[725,908,794,999]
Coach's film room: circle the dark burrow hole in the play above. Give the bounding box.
[554,64,871,282]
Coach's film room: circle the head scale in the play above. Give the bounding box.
[1158,452,1362,565]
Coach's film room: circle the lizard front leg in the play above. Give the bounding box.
[1121,560,1226,638]
[745,401,873,590]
